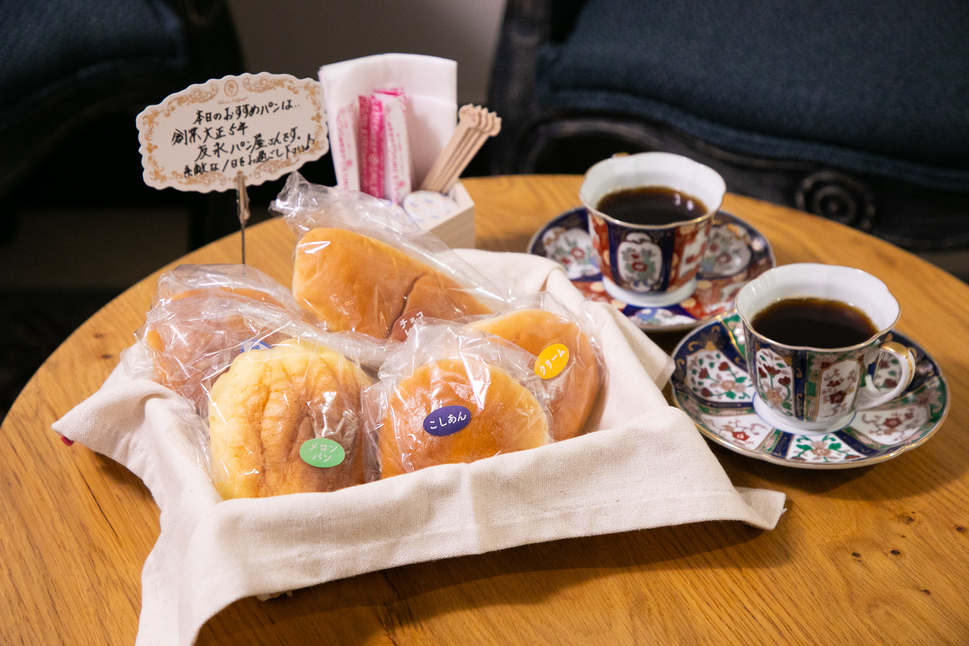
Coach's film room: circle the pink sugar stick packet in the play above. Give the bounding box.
[364,96,385,199]
[358,95,375,197]
[333,104,360,191]
[374,89,412,204]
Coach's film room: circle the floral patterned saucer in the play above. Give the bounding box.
[670,312,949,469]
[529,208,775,331]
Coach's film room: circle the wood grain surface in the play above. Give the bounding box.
[2,175,967,645]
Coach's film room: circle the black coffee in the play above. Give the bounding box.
[596,186,707,226]
[751,297,878,348]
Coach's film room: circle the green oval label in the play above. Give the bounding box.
[299,438,346,468]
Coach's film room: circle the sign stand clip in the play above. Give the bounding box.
[236,172,250,265]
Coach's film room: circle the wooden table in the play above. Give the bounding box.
[3,175,968,644]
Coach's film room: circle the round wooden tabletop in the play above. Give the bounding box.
[3,175,968,644]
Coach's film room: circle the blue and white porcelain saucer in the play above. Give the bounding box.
[669,313,949,469]
[528,208,775,332]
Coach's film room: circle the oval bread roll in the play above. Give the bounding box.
[291,227,491,339]
[378,358,550,477]
[473,308,600,441]
[164,286,288,307]
[208,339,372,499]
[142,288,299,410]
[143,295,289,411]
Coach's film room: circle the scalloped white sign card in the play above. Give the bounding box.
[137,73,328,192]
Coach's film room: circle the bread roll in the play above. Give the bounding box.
[165,286,287,307]
[141,291,292,411]
[152,264,300,312]
[291,227,491,339]
[473,308,600,441]
[208,338,372,499]
[377,357,550,477]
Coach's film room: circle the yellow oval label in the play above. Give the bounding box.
[534,343,570,379]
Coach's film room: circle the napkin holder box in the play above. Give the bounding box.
[411,183,476,249]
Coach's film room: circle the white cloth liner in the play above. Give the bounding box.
[53,250,786,645]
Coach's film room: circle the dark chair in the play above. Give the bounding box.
[0,0,244,248]
[487,0,969,255]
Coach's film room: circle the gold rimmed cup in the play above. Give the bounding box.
[735,263,917,433]
[579,152,726,307]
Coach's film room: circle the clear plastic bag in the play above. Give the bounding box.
[364,319,553,479]
[207,337,373,499]
[151,263,303,314]
[139,291,295,414]
[139,264,387,409]
[270,172,514,340]
[136,268,390,499]
[468,291,605,441]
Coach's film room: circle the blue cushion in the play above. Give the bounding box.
[0,0,186,112]
[536,0,969,191]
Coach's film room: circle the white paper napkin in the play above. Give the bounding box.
[319,53,457,191]
[53,250,786,646]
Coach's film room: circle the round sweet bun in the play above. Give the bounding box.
[378,357,550,478]
[472,308,600,441]
[166,286,287,307]
[291,227,491,339]
[208,338,372,499]
[141,291,291,411]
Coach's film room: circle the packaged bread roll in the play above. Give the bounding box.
[139,264,312,411]
[140,291,296,413]
[272,172,513,339]
[471,294,603,441]
[151,263,302,312]
[208,338,372,499]
[292,227,492,339]
[138,275,387,415]
[365,321,552,478]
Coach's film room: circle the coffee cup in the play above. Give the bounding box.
[736,263,916,433]
[579,152,726,307]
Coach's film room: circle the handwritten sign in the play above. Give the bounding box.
[136,73,329,192]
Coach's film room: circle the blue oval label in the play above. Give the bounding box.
[242,339,272,353]
[423,405,472,436]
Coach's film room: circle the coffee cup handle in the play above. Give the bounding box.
[856,341,917,410]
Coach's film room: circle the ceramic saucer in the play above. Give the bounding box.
[528,208,775,332]
[669,312,949,469]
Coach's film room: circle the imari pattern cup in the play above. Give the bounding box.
[736,263,916,433]
[579,152,726,307]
